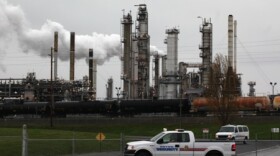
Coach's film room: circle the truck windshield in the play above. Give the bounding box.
[219,126,235,132]
[150,132,165,142]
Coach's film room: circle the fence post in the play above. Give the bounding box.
[72,132,75,156]
[255,133,258,156]
[120,133,124,156]
[22,124,28,156]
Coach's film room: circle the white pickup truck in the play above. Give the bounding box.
[124,129,236,156]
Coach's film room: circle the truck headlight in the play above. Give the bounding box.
[127,145,134,150]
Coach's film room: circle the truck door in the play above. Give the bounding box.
[236,126,244,140]
[154,133,180,156]
[178,133,194,156]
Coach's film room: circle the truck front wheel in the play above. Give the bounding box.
[206,150,223,156]
[136,151,151,156]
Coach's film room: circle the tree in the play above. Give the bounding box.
[205,53,240,125]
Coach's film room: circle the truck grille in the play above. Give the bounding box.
[217,135,228,139]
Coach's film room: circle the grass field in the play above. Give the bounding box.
[0,115,280,155]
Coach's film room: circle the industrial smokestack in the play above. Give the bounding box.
[154,54,160,98]
[70,32,75,81]
[54,31,58,80]
[106,78,113,100]
[89,49,93,91]
[234,20,237,73]
[88,49,97,100]
[228,15,234,67]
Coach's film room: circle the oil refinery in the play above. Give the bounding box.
[0,4,279,117]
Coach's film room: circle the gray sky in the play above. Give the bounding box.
[1,0,280,98]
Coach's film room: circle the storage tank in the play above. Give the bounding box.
[236,96,270,111]
[273,96,280,110]
[191,97,209,112]
[192,96,270,112]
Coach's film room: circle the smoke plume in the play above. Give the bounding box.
[0,0,163,71]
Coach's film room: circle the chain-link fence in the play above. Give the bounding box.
[0,135,22,156]
[21,125,126,156]
[1,124,280,156]
[26,138,122,156]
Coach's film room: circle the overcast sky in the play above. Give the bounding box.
[1,0,280,98]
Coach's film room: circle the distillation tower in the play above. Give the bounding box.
[136,4,150,99]
[199,18,212,87]
[121,12,133,99]
[121,4,150,99]
[159,28,180,99]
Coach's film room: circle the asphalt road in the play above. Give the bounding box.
[238,146,280,156]
[237,140,280,156]
[77,140,280,156]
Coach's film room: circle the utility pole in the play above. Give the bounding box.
[179,76,183,129]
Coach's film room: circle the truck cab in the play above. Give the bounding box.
[124,128,236,156]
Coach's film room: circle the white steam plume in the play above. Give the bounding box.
[0,0,163,71]
[20,20,121,65]
[150,45,165,56]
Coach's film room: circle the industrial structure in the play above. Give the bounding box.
[199,18,212,87]
[159,28,180,99]
[120,5,214,101]
[0,7,242,103]
[3,4,277,118]
[54,31,58,80]
[248,81,256,97]
[121,4,150,99]
[1,4,241,101]
[88,49,97,100]
[70,32,75,81]
[227,15,242,96]
[106,78,113,100]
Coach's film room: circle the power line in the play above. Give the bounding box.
[237,38,271,84]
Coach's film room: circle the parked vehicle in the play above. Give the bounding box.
[215,124,249,144]
[124,128,236,156]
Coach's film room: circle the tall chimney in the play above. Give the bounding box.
[70,32,75,81]
[89,49,93,91]
[234,20,237,73]
[106,78,113,100]
[228,15,234,67]
[154,54,159,98]
[54,32,58,80]
[88,49,97,100]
